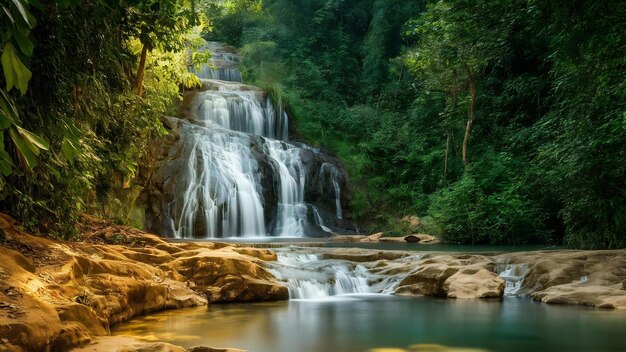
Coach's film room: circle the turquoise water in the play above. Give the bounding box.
[112,295,626,352]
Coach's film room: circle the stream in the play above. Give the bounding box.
[112,247,626,352]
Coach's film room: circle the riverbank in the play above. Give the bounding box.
[0,213,286,352]
[1,213,625,351]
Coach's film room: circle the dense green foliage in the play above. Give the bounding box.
[206,0,625,248]
[0,0,202,237]
[1,0,623,248]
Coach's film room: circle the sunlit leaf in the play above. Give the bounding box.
[11,0,31,27]
[16,126,49,151]
[1,43,32,95]
[9,127,37,169]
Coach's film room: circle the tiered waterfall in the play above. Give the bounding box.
[145,43,354,239]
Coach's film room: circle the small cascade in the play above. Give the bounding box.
[269,251,373,299]
[498,263,530,296]
[266,140,308,236]
[148,42,353,239]
[319,163,343,220]
[312,207,332,233]
[191,41,243,82]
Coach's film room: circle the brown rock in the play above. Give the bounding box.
[0,212,285,351]
[329,235,365,242]
[361,232,384,242]
[410,234,441,244]
[379,237,407,243]
[444,268,505,299]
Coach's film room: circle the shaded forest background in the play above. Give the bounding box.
[0,0,624,248]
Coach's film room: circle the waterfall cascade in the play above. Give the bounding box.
[497,263,530,296]
[267,249,416,300]
[145,43,354,238]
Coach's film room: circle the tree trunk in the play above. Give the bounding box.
[462,64,476,165]
[135,43,148,96]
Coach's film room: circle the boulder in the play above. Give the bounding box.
[361,232,383,242]
[410,234,441,244]
[443,268,504,299]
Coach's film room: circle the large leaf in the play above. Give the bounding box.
[9,127,37,169]
[13,28,34,57]
[1,43,32,95]
[10,0,32,27]
[16,125,49,151]
[0,89,18,128]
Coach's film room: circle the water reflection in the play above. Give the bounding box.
[112,296,626,352]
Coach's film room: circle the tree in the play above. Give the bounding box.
[403,0,511,165]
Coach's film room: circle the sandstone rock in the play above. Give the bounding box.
[329,235,365,242]
[0,213,285,352]
[444,268,504,299]
[496,250,626,309]
[165,249,287,303]
[379,237,407,243]
[411,234,441,244]
[361,232,383,242]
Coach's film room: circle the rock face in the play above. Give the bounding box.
[394,254,503,299]
[306,247,626,307]
[0,214,286,352]
[496,250,626,309]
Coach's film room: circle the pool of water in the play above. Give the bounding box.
[112,295,626,352]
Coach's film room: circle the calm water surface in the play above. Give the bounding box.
[112,295,626,352]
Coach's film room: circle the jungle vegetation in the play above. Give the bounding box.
[1,0,624,248]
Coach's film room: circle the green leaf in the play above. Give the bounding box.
[9,127,37,169]
[2,5,15,24]
[11,0,31,27]
[16,125,49,151]
[61,137,78,163]
[1,43,32,95]
[13,29,34,57]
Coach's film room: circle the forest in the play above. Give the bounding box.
[0,0,624,249]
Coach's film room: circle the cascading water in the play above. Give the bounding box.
[147,42,354,239]
[268,250,376,299]
[267,248,414,300]
[498,263,530,296]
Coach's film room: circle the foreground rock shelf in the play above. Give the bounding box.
[0,214,286,352]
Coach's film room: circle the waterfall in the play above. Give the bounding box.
[320,163,343,220]
[151,43,352,239]
[312,207,332,233]
[268,251,374,299]
[498,263,530,296]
